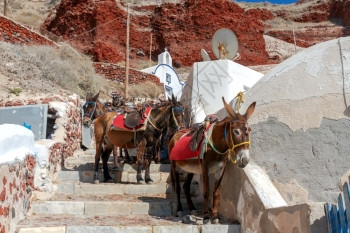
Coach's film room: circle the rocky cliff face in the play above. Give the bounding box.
[41,0,350,67]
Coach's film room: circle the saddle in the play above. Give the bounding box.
[124,106,142,129]
[189,114,219,151]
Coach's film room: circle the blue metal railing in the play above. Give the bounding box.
[324,182,350,233]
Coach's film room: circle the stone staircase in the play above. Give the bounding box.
[15,148,241,233]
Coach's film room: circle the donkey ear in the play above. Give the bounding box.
[243,102,256,120]
[222,97,236,118]
[86,92,92,100]
[92,91,100,101]
[171,93,177,105]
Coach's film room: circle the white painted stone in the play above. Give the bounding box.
[153,225,200,233]
[244,162,287,208]
[18,227,66,233]
[32,201,84,215]
[85,202,131,215]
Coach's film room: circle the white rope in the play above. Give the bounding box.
[338,38,349,113]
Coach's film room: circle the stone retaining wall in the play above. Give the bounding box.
[93,62,163,87]
[0,15,55,46]
[0,94,82,233]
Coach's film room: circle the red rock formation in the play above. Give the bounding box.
[0,16,55,46]
[42,0,274,67]
[41,0,349,67]
[266,0,350,47]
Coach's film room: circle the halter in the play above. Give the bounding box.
[148,106,184,131]
[207,119,250,164]
[83,101,97,122]
[171,106,184,130]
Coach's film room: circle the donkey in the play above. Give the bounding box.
[168,97,256,224]
[93,94,185,183]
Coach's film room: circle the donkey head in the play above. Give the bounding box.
[222,97,256,168]
[169,94,185,131]
[82,92,101,127]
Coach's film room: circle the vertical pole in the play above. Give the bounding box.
[149,33,152,68]
[4,0,8,16]
[292,27,297,53]
[125,4,130,99]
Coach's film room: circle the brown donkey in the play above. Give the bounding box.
[168,97,256,224]
[82,92,126,170]
[93,95,185,183]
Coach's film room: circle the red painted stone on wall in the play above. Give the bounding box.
[0,16,55,46]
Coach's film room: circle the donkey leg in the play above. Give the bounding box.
[94,154,101,184]
[101,146,113,182]
[144,155,153,184]
[171,162,183,217]
[211,184,222,224]
[112,146,122,172]
[123,148,132,164]
[136,139,146,183]
[201,166,211,224]
[94,142,103,184]
[183,173,197,215]
[211,161,227,224]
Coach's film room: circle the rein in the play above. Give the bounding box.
[206,120,250,164]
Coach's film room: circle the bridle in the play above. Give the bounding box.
[207,119,250,164]
[148,106,184,132]
[170,106,184,131]
[83,101,97,122]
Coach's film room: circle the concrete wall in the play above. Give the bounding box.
[218,36,350,233]
[219,162,310,233]
[0,94,82,233]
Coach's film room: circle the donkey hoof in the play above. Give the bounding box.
[104,176,113,182]
[203,218,211,225]
[145,178,153,184]
[176,211,183,217]
[112,166,122,172]
[182,215,192,224]
[211,218,219,224]
[190,210,198,215]
[93,179,99,184]
[124,158,132,164]
[137,178,145,184]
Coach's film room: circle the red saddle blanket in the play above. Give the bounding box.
[111,107,152,131]
[170,130,203,161]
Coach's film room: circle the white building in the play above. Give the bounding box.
[181,59,264,124]
[141,49,184,100]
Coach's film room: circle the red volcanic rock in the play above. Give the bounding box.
[330,0,350,27]
[266,0,348,47]
[42,0,274,66]
[41,0,350,67]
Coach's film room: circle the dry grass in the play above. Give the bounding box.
[0,41,163,100]
[0,0,57,29]
[0,41,109,98]
[106,81,163,100]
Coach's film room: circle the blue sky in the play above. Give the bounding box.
[236,0,298,4]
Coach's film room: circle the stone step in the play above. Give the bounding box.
[29,193,203,217]
[64,159,171,173]
[17,215,240,233]
[55,182,168,196]
[58,170,170,184]
[54,182,202,197]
